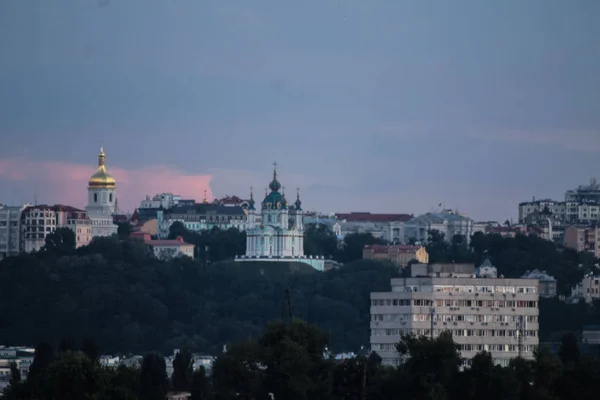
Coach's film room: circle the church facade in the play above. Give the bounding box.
[236,164,325,271]
[85,147,118,237]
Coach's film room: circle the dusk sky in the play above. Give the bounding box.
[1,0,599,221]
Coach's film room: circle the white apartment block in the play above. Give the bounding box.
[0,204,30,260]
[404,210,481,244]
[371,264,539,367]
[140,193,183,209]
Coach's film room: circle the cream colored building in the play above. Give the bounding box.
[363,244,429,267]
[370,264,539,367]
[66,209,93,248]
[21,205,84,253]
[563,225,600,258]
[139,234,195,260]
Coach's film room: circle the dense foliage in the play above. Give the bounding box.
[0,228,398,354]
[4,322,600,400]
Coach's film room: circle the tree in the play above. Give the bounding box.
[396,331,462,399]
[59,336,77,353]
[172,348,194,391]
[43,227,76,255]
[140,353,168,400]
[191,366,209,400]
[117,222,134,240]
[81,337,101,363]
[338,233,385,263]
[304,223,338,258]
[43,351,99,400]
[558,332,580,366]
[29,342,54,381]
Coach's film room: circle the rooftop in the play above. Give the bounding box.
[167,204,246,216]
[335,212,413,223]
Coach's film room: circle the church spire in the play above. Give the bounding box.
[98,146,106,167]
[248,186,255,210]
[295,188,302,211]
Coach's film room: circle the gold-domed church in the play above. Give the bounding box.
[85,147,118,237]
[236,163,325,271]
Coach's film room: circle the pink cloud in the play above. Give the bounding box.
[0,157,213,213]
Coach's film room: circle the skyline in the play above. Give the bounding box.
[1,0,599,220]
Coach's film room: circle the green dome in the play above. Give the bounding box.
[262,191,288,210]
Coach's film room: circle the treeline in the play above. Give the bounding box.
[1,224,600,353]
[4,321,600,399]
[0,228,398,354]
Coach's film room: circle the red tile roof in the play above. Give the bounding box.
[336,212,413,223]
[145,236,193,247]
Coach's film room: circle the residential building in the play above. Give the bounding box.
[20,205,83,253]
[485,226,518,238]
[0,204,30,260]
[157,203,248,238]
[304,214,343,239]
[565,177,600,204]
[140,193,183,209]
[335,212,413,243]
[213,195,251,209]
[85,147,118,237]
[571,274,600,303]
[564,225,600,258]
[582,325,600,345]
[363,244,429,268]
[66,209,92,248]
[132,233,195,260]
[370,263,539,367]
[404,210,480,244]
[236,164,324,271]
[521,269,557,298]
[518,199,568,224]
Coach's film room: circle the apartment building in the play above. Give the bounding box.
[370,263,539,367]
[20,205,77,253]
[404,210,481,245]
[0,204,30,260]
[563,225,600,258]
[335,212,414,243]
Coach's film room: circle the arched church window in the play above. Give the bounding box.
[109,193,113,202]
[94,193,98,203]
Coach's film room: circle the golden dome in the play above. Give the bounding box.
[88,147,116,188]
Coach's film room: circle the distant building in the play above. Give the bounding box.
[404,210,480,244]
[85,147,118,237]
[236,164,325,271]
[571,274,600,303]
[157,204,247,238]
[0,204,30,260]
[582,325,600,345]
[66,208,93,248]
[132,233,195,260]
[475,258,498,278]
[213,195,250,209]
[140,193,183,209]
[370,263,540,367]
[335,212,413,243]
[20,205,85,253]
[363,244,429,268]
[521,269,557,298]
[485,226,518,238]
[564,225,600,258]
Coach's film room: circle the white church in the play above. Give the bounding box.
[85,147,119,237]
[236,164,325,271]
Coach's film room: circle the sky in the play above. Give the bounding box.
[0,0,599,221]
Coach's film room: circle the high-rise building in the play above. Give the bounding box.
[370,262,539,367]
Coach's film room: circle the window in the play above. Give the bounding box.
[94,193,98,203]
[109,193,113,202]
